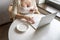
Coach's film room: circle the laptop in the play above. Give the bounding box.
[26,13,57,30]
[38,13,57,27]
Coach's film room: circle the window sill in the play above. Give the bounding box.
[37,4,60,18]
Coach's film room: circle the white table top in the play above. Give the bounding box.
[8,14,60,40]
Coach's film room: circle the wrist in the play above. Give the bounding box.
[22,15,27,19]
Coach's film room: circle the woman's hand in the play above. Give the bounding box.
[34,10,40,14]
[16,14,34,24]
[24,16,35,24]
[33,8,40,14]
[29,8,40,14]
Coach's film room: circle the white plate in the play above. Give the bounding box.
[16,23,29,32]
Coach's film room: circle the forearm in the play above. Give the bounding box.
[15,13,27,19]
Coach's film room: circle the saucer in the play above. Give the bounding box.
[16,23,29,32]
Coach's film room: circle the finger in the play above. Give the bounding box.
[26,17,35,24]
[26,19,35,24]
[26,20,32,24]
[29,17,35,23]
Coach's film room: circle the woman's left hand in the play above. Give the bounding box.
[30,8,40,14]
[34,9,40,14]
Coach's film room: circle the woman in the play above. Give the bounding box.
[9,0,40,24]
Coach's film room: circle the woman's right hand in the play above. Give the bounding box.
[16,14,34,24]
[24,16,35,24]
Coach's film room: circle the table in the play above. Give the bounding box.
[8,14,60,40]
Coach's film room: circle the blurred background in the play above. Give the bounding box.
[0,0,10,25]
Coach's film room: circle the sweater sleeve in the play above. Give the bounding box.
[11,0,18,20]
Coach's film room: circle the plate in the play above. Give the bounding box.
[16,23,29,32]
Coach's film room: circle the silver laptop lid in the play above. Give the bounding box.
[38,13,57,27]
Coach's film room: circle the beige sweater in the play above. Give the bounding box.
[10,0,38,20]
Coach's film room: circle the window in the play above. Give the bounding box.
[38,0,60,17]
[45,0,60,17]
[50,0,60,5]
